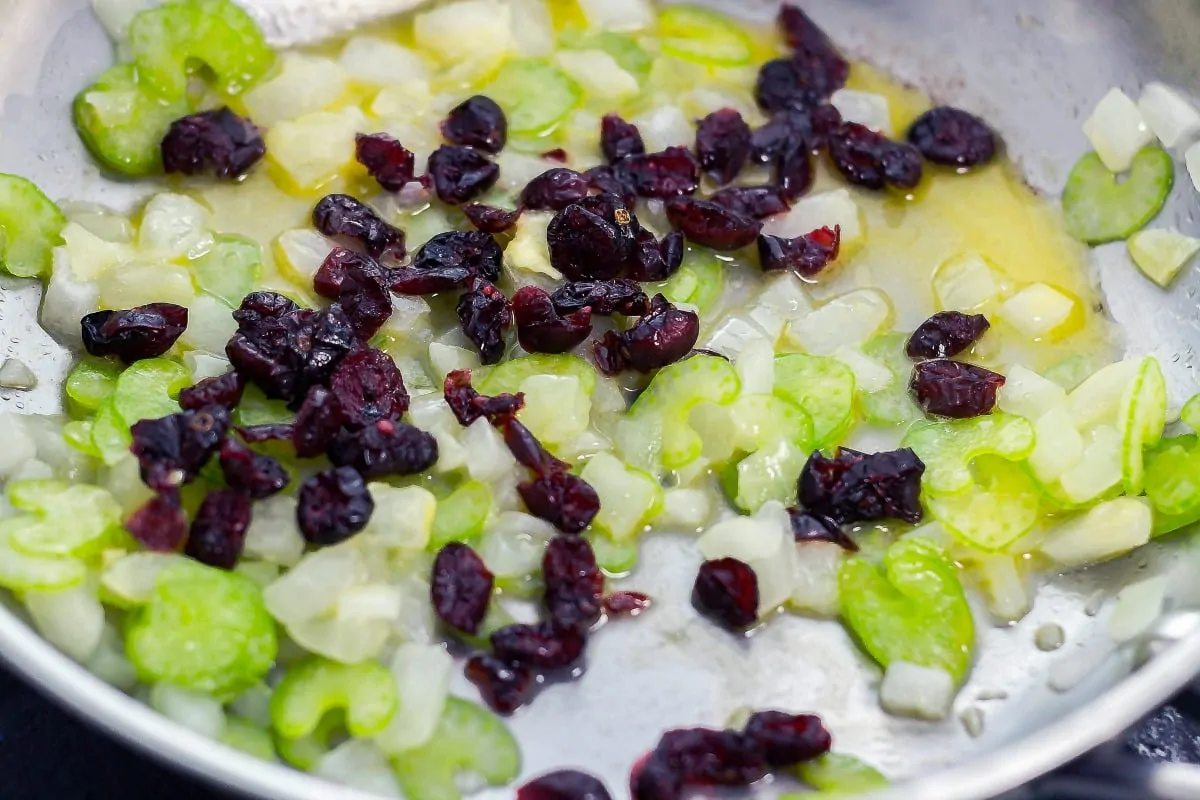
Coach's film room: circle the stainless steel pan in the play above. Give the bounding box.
[3,1,1200,798]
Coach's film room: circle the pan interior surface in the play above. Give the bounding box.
[1,2,1200,799]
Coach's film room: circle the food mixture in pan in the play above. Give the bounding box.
[1,0,1198,796]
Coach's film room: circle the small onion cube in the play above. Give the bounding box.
[879,661,955,720]
[1137,82,1200,148]
[1082,87,1154,173]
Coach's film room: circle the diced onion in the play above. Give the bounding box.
[933,252,1002,313]
[879,661,955,721]
[973,555,1031,624]
[762,189,863,246]
[462,418,518,484]
[786,289,892,355]
[997,364,1067,420]
[1057,424,1123,503]
[25,582,106,662]
[42,248,100,348]
[1083,87,1155,173]
[555,50,639,101]
[1107,574,1168,642]
[830,89,892,136]
[266,107,366,193]
[99,262,196,309]
[1137,82,1200,148]
[832,346,891,393]
[428,342,482,381]
[375,643,453,756]
[633,106,694,152]
[659,488,713,530]
[1038,497,1152,567]
[244,495,307,567]
[697,503,798,614]
[362,485,436,551]
[520,374,591,445]
[1028,407,1084,482]
[0,413,38,479]
[263,545,367,627]
[138,193,211,259]
[704,316,772,361]
[997,283,1077,341]
[243,54,348,127]
[339,37,428,88]
[477,511,555,578]
[1127,228,1200,288]
[735,339,776,396]
[149,684,227,740]
[1186,140,1200,194]
[788,542,844,618]
[181,294,238,355]
[576,0,654,31]
[414,0,515,64]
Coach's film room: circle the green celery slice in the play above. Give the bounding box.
[191,234,263,307]
[477,353,596,397]
[559,28,652,79]
[1119,356,1167,495]
[658,5,755,67]
[66,356,124,413]
[793,753,890,795]
[485,59,582,136]
[1182,393,1200,434]
[774,353,856,448]
[1062,146,1173,245]
[270,658,399,739]
[111,358,190,428]
[6,480,123,557]
[430,481,492,548]
[91,398,134,466]
[1145,434,1200,517]
[73,64,189,178]
[649,247,724,316]
[0,174,66,279]
[902,413,1035,495]
[926,457,1042,551]
[859,333,924,428]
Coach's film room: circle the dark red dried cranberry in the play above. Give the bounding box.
[542,148,570,163]
[756,57,846,113]
[178,371,244,412]
[604,591,651,617]
[504,419,571,475]
[665,197,761,251]
[327,418,439,479]
[695,109,752,185]
[389,266,472,295]
[624,147,700,198]
[125,490,188,552]
[312,194,405,260]
[457,279,512,365]
[441,96,508,154]
[692,558,759,630]
[907,311,991,360]
[296,466,374,546]
[161,107,264,180]
[218,437,289,499]
[630,754,682,800]
[337,264,393,341]
[81,304,188,364]
[312,248,388,300]
[810,103,844,147]
[236,423,295,444]
[413,230,503,283]
[428,145,501,205]
[542,535,604,631]
[798,447,926,525]
[521,471,602,535]
[520,770,613,800]
[655,727,767,787]
[547,199,637,281]
[292,386,345,458]
[226,305,356,404]
[628,229,686,282]
[463,203,524,234]
[710,186,790,220]
[787,508,857,551]
[491,622,585,669]
[329,349,409,429]
[778,4,839,53]
[757,226,840,278]
[907,106,997,168]
[130,407,231,491]
[777,145,814,200]
[232,292,297,328]
[355,132,416,191]
[594,295,700,375]
[431,542,494,635]
[465,653,533,715]
[185,488,252,570]
[828,123,923,190]
[521,168,590,211]
[585,164,638,207]
[601,114,646,163]
[443,369,525,428]
[550,280,650,317]
[743,710,832,768]
[512,286,593,354]
[752,109,811,164]
[911,359,1005,418]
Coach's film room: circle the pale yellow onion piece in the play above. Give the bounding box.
[1127,228,1200,287]
[339,37,429,87]
[266,107,366,194]
[1138,82,1200,148]
[998,283,1078,341]
[831,89,893,136]
[1083,87,1155,173]
[933,252,1002,313]
[1038,497,1152,567]
[786,289,892,356]
[243,54,348,127]
[763,188,864,251]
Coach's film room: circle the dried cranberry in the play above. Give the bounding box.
[236,424,295,444]
[604,591,651,617]
[130,407,231,491]
[185,488,252,570]
[585,165,638,207]
[329,349,409,429]
[756,57,844,113]
[355,132,416,191]
[907,311,991,360]
[327,418,439,479]
[465,653,533,715]
[233,292,297,328]
[125,490,188,552]
[292,386,345,458]
[550,280,650,317]
[463,203,524,234]
[296,466,374,546]
[778,4,839,53]
[624,147,700,198]
[787,508,857,551]
[81,304,188,364]
[601,114,646,163]
[695,109,752,185]
[665,197,761,251]
[521,471,602,535]
[546,199,637,281]
[827,123,923,190]
[428,145,501,205]
[520,770,613,800]
[504,419,571,475]
[777,145,814,200]
[443,369,525,428]
[312,248,388,300]
[692,559,759,630]
[218,438,289,499]
[757,226,840,278]
[431,542,494,635]
[911,359,1005,418]
[457,279,512,365]
[161,107,265,180]
[441,96,508,154]
[389,266,472,295]
[512,286,593,354]
[521,168,591,211]
[752,109,811,164]
[654,727,767,787]
[907,106,997,168]
[810,103,844,148]
[743,710,832,767]
[337,264,393,340]
[542,535,604,631]
[630,754,682,800]
[178,371,244,412]
[798,447,926,525]
[710,186,790,220]
[312,194,405,260]
[491,622,586,669]
[413,231,504,283]
[226,305,356,404]
[542,148,569,163]
[594,295,700,375]
[628,229,685,282]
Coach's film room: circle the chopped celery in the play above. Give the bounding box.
[129,0,275,100]
[1120,356,1167,495]
[1183,393,1200,434]
[73,64,188,178]
[392,697,521,800]
[925,457,1041,551]
[235,384,296,427]
[1145,434,1200,517]
[1062,146,1173,245]
[477,353,597,397]
[794,753,889,794]
[0,174,66,279]
[63,420,100,457]
[649,248,724,316]
[774,354,857,448]
[111,358,190,428]
[730,395,814,453]
[658,5,754,67]
[728,438,808,513]
[902,413,1035,495]
[191,235,263,308]
[839,537,975,682]
[559,28,652,79]
[430,481,493,547]
[270,658,399,739]
[100,552,184,608]
[580,452,664,542]
[221,716,277,760]
[276,709,344,769]
[0,522,87,592]
[588,533,639,574]
[66,356,124,414]
[126,560,277,697]
[485,59,582,136]
[1127,228,1200,288]
[6,480,122,558]
[859,333,924,427]
[90,398,134,466]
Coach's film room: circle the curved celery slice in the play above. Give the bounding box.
[1062,147,1173,245]
[1183,394,1200,434]
[270,658,399,739]
[926,457,1041,551]
[191,235,263,308]
[0,174,66,279]
[235,384,295,427]
[91,398,134,466]
[839,537,975,682]
[73,64,189,178]
[793,753,889,794]
[859,333,924,428]
[477,353,596,397]
[6,480,122,558]
[726,438,807,513]
[559,28,652,79]
[430,481,492,548]
[392,697,521,800]
[222,716,277,760]
[658,5,754,67]
[129,0,275,100]
[485,59,582,135]
[276,709,344,769]
[126,560,277,697]
[1120,356,1167,495]
[774,354,856,448]
[111,358,190,428]
[902,413,1035,495]
[1145,434,1200,517]
[0,521,86,592]
[588,534,638,575]
[649,248,723,316]
[66,356,124,414]
[730,395,814,453]
[580,452,664,543]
